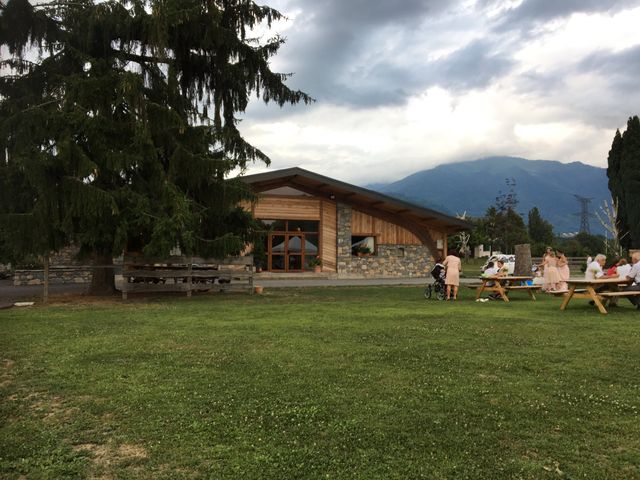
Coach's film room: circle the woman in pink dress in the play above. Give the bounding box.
[556,250,570,292]
[443,253,461,300]
[540,249,561,292]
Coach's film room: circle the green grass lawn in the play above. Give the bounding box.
[1,287,639,479]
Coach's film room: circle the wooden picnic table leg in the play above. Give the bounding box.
[528,288,536,301]
[496,282,509,302]
[560,284,576,310]
[586,285,608,315]
[476,280,486,300]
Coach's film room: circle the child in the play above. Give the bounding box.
[482,262,502,300]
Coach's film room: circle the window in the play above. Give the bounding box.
[351,236,376,256]
[288,220,319,232]
[261,220,318,233]
[261,219,287,231]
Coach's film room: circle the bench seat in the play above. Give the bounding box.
[552,289,586,296]
[505,285,541,290]
[598,291,640,297]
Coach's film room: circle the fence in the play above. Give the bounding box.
[121,255,254,299]
[532,257,587,274]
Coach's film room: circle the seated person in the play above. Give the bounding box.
[585,253,618,305]
[496,260,509,276]
[531,266,543,286]
[482,261,503,299]
[585,254,617,281]
[616,258,631,278]
[623,252,640,309]
[482,261,498,284]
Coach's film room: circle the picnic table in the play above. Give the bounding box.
[475,275,539,302]
[559,278,637,314]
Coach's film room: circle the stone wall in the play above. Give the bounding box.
[336,203,433,277]
[13,245,94,286]
[13,268,93,286]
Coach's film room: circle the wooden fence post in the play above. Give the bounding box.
[187,256,192,298]
[43,254,50,305]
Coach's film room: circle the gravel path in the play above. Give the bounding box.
[0,277,479,304]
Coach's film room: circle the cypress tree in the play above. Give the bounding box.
[607,116,640,249]
[0,0,312,293]
[606,129,630,248]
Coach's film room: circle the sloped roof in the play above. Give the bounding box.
[241,167,471,233]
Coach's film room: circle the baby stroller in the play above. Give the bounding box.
[424,262,446,300]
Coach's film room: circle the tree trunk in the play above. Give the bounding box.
[89,250,116,296]
[514,244,532,276]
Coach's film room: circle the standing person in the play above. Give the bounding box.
[443,252,461,301]
[540,248,561,292]
[556,250,570,291]
[623,252,640,309]
[539,247,551,287]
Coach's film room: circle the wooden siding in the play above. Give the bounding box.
[321,200,337,272]
[351,209,422,245]
[253,196,321,220]
[426,228,447,257]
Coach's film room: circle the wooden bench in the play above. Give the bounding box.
[474,276,537,302]
[560,279,636,314]
[503,284,540,300]
[552,289,586,296]
[598,291,640,306]
[597,291,640,298]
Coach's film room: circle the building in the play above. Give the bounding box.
[242,168,471,277]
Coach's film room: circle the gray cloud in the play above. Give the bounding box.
[579,44,640,90]
[427,39,515,90]
[271,0,466,107]
[244,0,640,165]
[495,0,640,31]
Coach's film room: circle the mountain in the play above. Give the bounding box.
[368,156,610,235]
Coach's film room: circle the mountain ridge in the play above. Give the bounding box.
[365,156,609,235]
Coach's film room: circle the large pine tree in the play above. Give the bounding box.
[527,207,553,255]
[607,116,640,249]
[0,0,311,293]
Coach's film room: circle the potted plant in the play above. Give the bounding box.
[356,245,372,257]
[308,256,322,273]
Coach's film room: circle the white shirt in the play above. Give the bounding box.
[617,264,632,279]
[585,261,604,280]
[483,267,499,277]
[627,262,640,284]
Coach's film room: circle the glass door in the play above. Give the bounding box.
[287,234,304,272]
[270,235,286,271]
[265,220,320,272]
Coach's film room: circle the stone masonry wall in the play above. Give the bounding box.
[13,268,93,286]
[13,245,94,286]
[336,203,433,278]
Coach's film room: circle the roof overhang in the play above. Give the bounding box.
[240,167,472,234]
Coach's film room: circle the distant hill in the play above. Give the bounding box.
[367,156,610,235]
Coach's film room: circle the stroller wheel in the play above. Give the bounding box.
[424,285,432,299]
[436,289,446,301]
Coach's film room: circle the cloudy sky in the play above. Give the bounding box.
[238,0,640,184]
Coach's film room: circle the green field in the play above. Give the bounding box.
[1,287,639,479]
